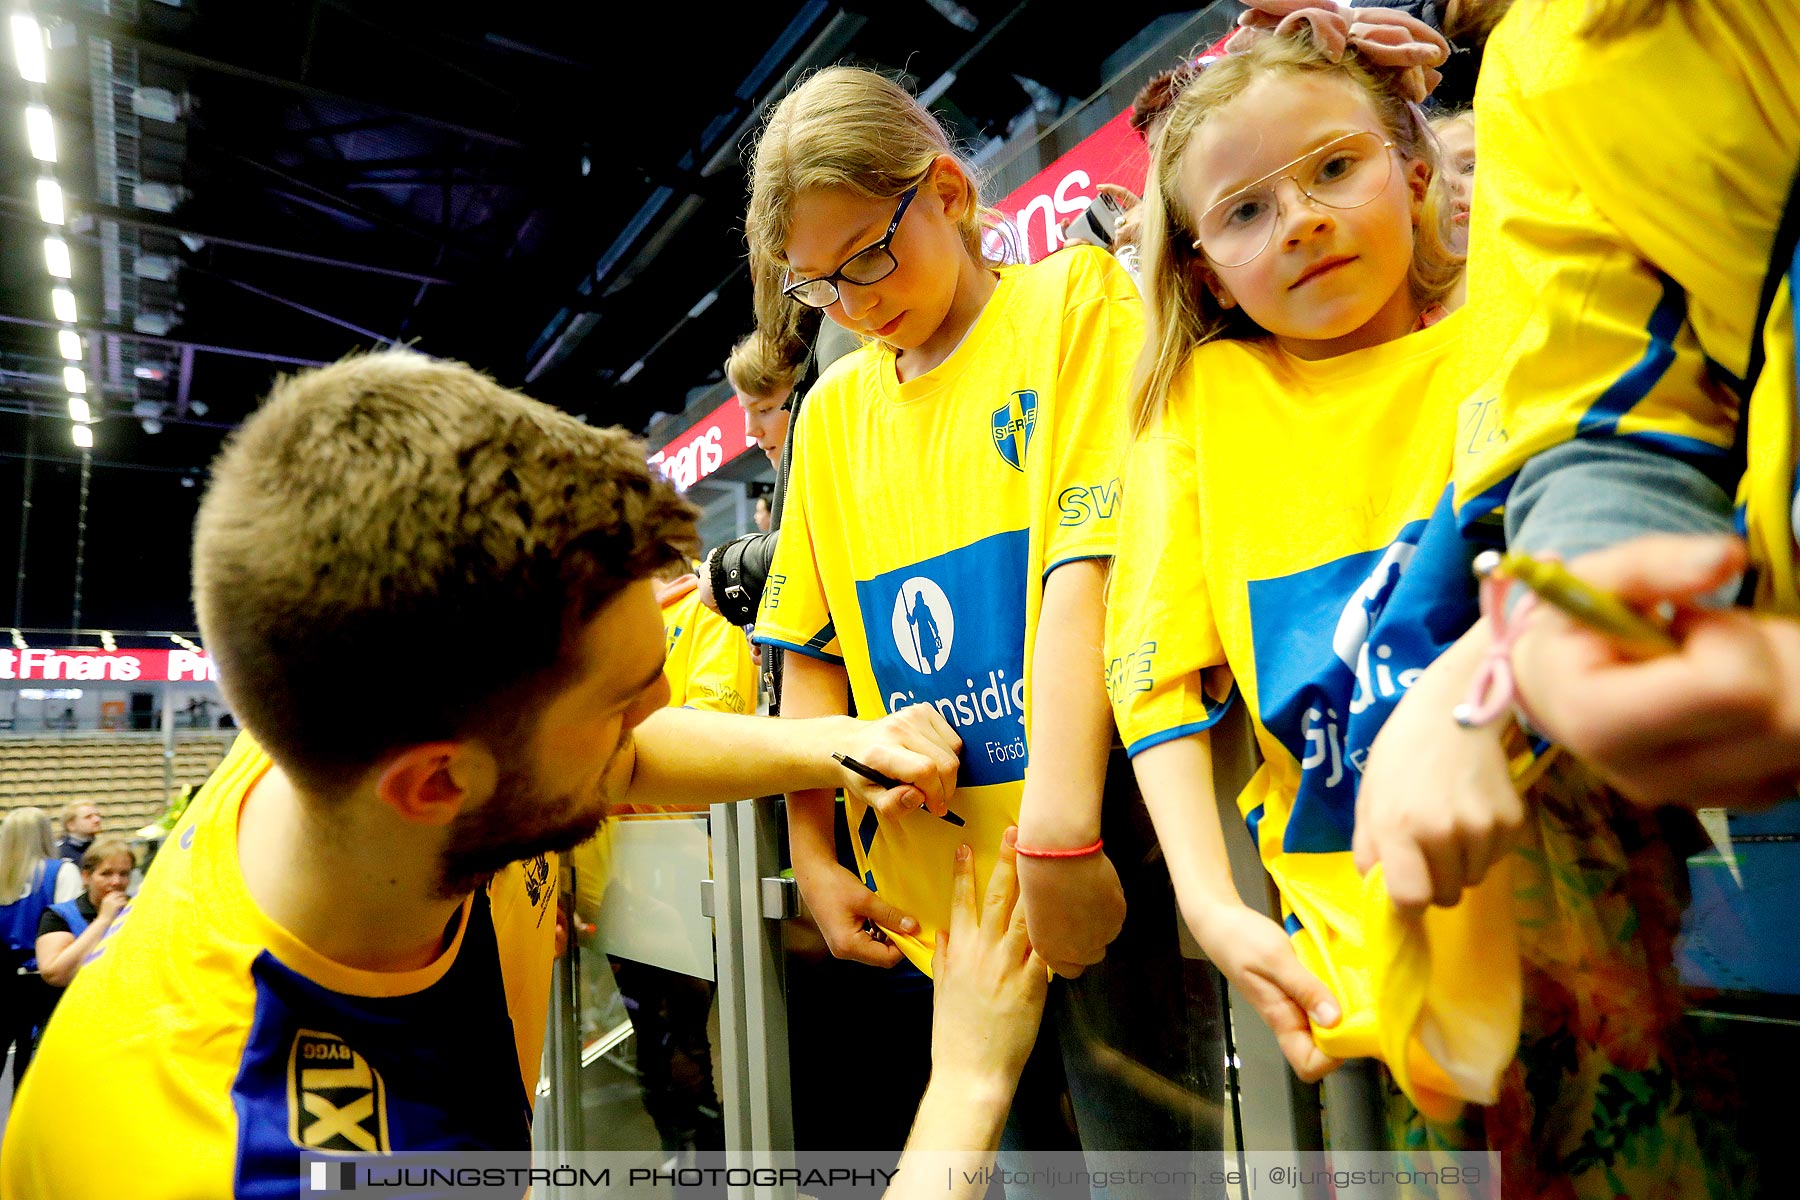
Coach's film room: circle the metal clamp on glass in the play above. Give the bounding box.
[758,876,798,920]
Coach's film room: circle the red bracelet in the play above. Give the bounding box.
[1013,837,1104,860]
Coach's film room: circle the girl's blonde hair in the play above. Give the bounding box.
[1129,33,1464,437]
[744,66,1006,343]
[0,807,55,900]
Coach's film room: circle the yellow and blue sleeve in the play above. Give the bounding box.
[752,405,843,663]
[1452,23,1738,529]
[1042,248,1143,576]
[1105,424,1235,757]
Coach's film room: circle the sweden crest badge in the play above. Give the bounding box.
[990,389,1038,471]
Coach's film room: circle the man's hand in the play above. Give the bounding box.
[1353,628,1524,915]
[793,859,920,968]
[1016,851,1125,977]
[929,828,1048,1091]
[1189,902,1341,1082]
[1511,534,1800,810]
[837,703,962,821]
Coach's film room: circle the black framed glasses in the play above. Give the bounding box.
[781,186,918,309]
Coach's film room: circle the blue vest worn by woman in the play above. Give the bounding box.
[0,862,62,971]
[47,898,88,940]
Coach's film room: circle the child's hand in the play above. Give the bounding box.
[928,829,1049,1096]
[1016,849,1126,978]
[1188,901,1341,1082]
[1511,534,1800,810]
[1353,629,1524,915]
[793,859,921,968]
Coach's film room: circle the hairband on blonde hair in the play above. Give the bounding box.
[1225,0,1451,101]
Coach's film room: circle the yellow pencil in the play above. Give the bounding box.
[1483,550,1678,656]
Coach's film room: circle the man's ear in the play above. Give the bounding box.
[374,741,496,827]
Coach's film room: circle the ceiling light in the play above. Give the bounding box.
[71,424,92,449]
[25,104,55,162]
[132,362,168,381]
[68,396,90,423]
[35,178,63,224]
[134,255,175,281]
[63,366,86,393]
[57,328,80,360]
[140,418,163,434]
[11,14,46,83]
[133,182,181,212]
[131,86,181,123]
[43,237,71,279]
[51,287,75,322]
[133,312,172,335]
[188,399,208,416]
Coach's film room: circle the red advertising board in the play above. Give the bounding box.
[993,107,1148,265]
[0,647,217,683]
[647,396,757,491]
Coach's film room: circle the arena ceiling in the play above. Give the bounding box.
[0,0,1195,635]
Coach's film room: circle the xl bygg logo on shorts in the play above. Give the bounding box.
[857,530,1029,788]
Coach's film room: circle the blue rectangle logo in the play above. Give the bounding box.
[855,529,1030,788]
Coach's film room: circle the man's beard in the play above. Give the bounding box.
[434,732,629,899]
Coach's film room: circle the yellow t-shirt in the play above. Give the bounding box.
[659,575,758,716]
[1452,0,1799,547]
[1107,315,1520,1116]
[2,733,559,1198]
[754,245,1142,973]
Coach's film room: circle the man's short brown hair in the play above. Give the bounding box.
[194,350,696,793]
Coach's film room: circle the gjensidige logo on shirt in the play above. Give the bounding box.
[1246,488,1476,855]
[891,577,954,674]
[288,1029,390,1155]
[857,530,1029,789]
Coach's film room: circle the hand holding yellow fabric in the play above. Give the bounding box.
[1352,625,1525,914]
[1188,901,1343,1083]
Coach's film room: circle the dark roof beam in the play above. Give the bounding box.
[0,311,332,369]
[190,268,399,348]
[0,195,458,285]
[314,1,524,103]
[524,3,863,382]
[45,7,530,149]
[226,150,475,254]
